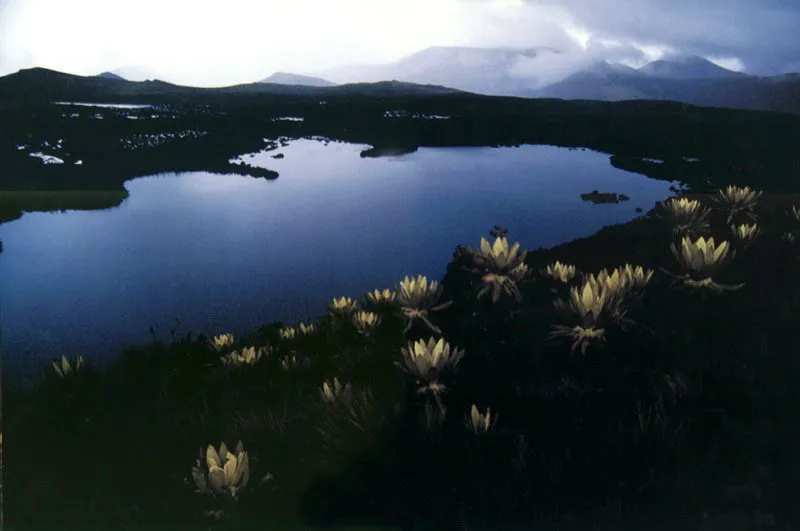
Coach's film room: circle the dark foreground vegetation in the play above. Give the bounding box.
[2,81,800,222]
[4,184,800,530]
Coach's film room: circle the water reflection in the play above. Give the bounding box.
[0,139,677,382]
[52,101,155,109]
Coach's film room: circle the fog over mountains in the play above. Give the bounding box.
[306,46,761,94]
[309,46,564,96]
[108,66,164,82]
[637,55,753,80]
[258,72,336,87]
[7,44,797,113]
[300,46,798,112]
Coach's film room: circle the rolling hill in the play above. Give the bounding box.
[259,72,335,87]
[2,52,798,114]
[96,71,126,81]
[0,67,466,102]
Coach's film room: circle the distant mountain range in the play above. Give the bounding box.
[309,46,561,96]
[258,72,335,87]
[528,59,799,112]
[304,46,799,113]
[0,67,465,101]
[308,47,757,87]
[108,66,163,82]
[638,55,752,80]
[2,46,798,113]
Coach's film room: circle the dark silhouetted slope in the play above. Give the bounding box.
[638,55,751,79]
[259,72,335,87]
[0,68,466,102]
[96,71,126,81]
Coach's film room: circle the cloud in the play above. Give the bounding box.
[706,56,746,72]
[503,33,677,87]
[451,0,798,84]
[0,0,797,83]
[515,0,800,75]
[507,50,591,88]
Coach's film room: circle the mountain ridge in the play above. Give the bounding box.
[0,67,467,100]
[259,72,336,86]
[638,55,752,79]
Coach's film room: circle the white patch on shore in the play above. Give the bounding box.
[29,152,64,164]
[415,114,451,120]
[53,102,153,109]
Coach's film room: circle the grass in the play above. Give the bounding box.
[4,185,800,530]
[0,189,128,223]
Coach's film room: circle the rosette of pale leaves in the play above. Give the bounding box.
[552,277,624,353]
[471,237,527,273]
[713,185,762,223]
[298,322,317,335]
[365,288,397,308]
[590,268,631,300]
[396,275,452,333]
[731,223,760,244]
[328,297,358,318]
[658,197,711,234]
[210,333,234,352]
[52,355,84,377]
[191,441,250,499]
[398,337,464,394]
[620,264,654,289]
[542,261,578,283]
[665,235,744,293]
[461,236,531,302]
[279,327,297,341]
[221,346,267,366]
[352,311,381,335]
[478,264,531,303]
[279,322,317,340]
[582,264,652,302]
[466,404,496,435]
[320,377,353,403]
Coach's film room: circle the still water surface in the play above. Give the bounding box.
[0,139,677,383]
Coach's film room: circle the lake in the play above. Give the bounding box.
[0,139,678,384]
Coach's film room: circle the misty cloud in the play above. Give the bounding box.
[0,0,797,84]
[507,50,592,88]
[513,0,800,75]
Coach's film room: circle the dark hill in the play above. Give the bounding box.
[0,68,467,102]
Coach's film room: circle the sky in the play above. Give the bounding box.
[0,0,798,87]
